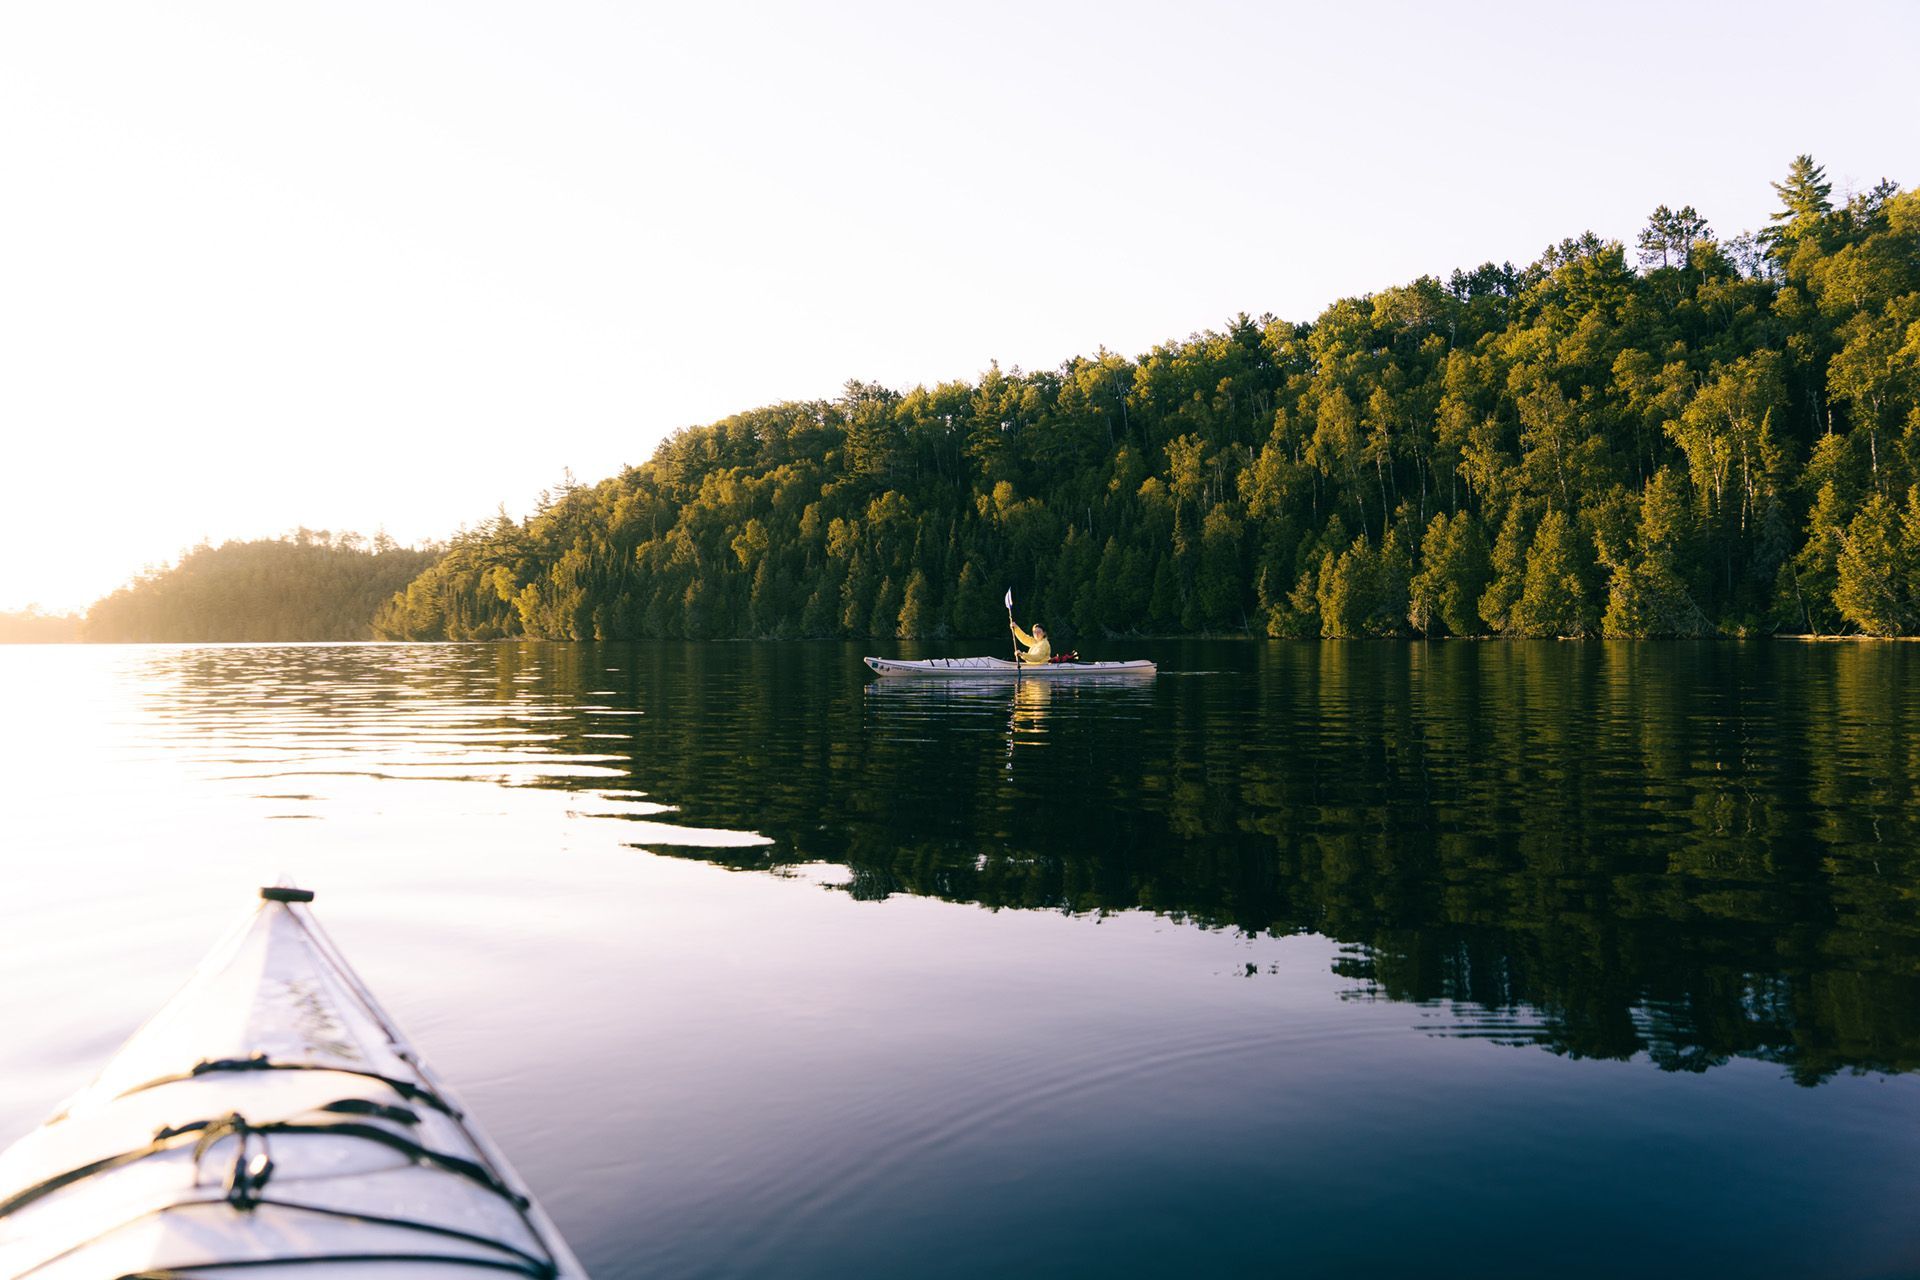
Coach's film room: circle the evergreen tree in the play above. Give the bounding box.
[1602,467,1713,637]
[1513,510,1597,637]
[1833,490,1919,635]
[1479,508,1531,634]
[897,569,933,638]
[1637,203,1712,271]
[1408,511,1491,635]
[1765,154,1834,261]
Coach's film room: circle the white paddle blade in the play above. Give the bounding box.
[1004,588,1013,609]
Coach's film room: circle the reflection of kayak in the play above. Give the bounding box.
[0,887,585,1279]
[864,656,1156,678]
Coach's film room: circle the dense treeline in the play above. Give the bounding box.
[86,531,439,642]
[374,155,1920,642]
[0,609,82,642]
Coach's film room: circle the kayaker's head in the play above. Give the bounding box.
[1033,625,1047,639]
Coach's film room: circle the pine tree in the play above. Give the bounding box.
[1194,505,1246,629]
[951,561,998,637]
[1479,508,1530,633]
[1833,491,1918,635]
[1601,467,1713,637]
[869,576,902,638]
[1318,535,1404,638]
[897,569,932,638]
[841,552,875,637]
[1147,559,1182,628]
[1637,203,1711,271]
[1270,566,1318,638]
[1785,482,1850,633]
[1408,511,1490,635]
[1513,510,1596,636]
[1764,154,1834,261]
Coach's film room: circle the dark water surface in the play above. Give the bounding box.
[2,640,1917,1277]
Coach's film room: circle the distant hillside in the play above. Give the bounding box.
[85,532,440,642]
[0,609,82,643]
[376,156,1920,641]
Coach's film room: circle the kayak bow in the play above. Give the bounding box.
[0,887,587,1279]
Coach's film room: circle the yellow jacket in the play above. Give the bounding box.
[1010,622,1052,664]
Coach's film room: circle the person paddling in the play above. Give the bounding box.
[1009,617,1051,665]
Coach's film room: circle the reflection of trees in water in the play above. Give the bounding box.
[156,639,1920,1083]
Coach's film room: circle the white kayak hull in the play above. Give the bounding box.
[864,656,1156,678]
[0,889,587,1279]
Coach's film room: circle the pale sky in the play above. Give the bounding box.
[3,0,1916,612]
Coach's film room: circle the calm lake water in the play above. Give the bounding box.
[2,640,1917,1277]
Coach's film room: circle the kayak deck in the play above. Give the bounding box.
[0,888,585,1279]
[864,656,1156,678]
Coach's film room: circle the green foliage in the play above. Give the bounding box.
[1833,489,1920,635]
[1765,154,1834,262]
[1479,507,1532,634]
[374,158,1920,641]
[1602,468,1713,637]
[1408,511,1490,635]
[1513,510,1598,637]
[896,568,933,638]
[1637,204,1711,272]
[1317,530,1411,637]
[87,531,438,642]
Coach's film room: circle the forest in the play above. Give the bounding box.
[65,156,1920,644]
[0,609,81,643]
[84,531,439,642]
[369,156,1920,643]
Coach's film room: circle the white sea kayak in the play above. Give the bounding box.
[863,656,1156,678]
[0,887,587,1279]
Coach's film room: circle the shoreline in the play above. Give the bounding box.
[10,632,1920,647]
